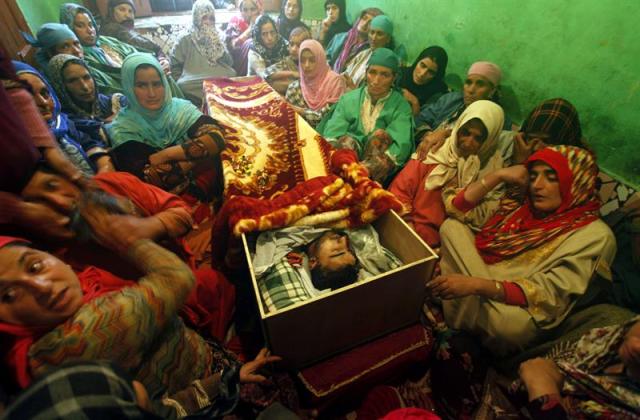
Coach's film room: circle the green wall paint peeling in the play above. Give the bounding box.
[305,0,640,188]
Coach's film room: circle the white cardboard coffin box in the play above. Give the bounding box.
[242,210,438,369]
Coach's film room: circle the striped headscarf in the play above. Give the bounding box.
[521,98,582,147]
[476,145,600,264]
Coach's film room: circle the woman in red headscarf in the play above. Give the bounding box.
[428,145,615,355]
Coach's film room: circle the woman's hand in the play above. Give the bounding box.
[342,74,356,90]
[512,132,544,164]
[159,57,172,76]
[290,105,305,115]
[402,89,420,116]
[148,149,174,166]
[239,348,282,384]
[415,128,451,160]
[496,165,529,187]
[426,274,481,299]
[16,201,73,240]
[519,358,564,401]
[80,200,166,254]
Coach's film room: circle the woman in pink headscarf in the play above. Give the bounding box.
[284,39,346,127]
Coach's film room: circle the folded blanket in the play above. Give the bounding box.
[212,147,406,267]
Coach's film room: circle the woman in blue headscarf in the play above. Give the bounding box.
[108,53,226,198]
[13,61,114,175]
[22,23,84,70]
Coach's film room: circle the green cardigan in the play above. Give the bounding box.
[318,86,414,170]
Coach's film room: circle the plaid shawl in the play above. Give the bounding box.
[3,361,161,419]
[521,98,582,147]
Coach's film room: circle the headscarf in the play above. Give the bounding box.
[21,23,79,70]
[520,98,582,147]
[189,0,226,66]
[277,0,308,39]
[13,61,94,175]
[0,236,138,389]
[47,54,109,119]
[467,61,502,87]
[370,15,393,36]
[401,46,449,105]
[423,100,505,190]
[108,53,202,149]
[333,7,383,73]
[476,145,601,264]
[250,15,289,67]
[322,0,350,47]
[298,39,345,111]
[108,0,136,16]
[2,361,161,419]
[367,47,400,74]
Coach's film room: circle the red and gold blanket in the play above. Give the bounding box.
[204,77,333,200]
[204,77,406,266]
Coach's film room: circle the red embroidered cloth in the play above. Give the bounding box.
[204,77,334,200]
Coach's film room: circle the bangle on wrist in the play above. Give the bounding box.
[480,177,490,192]
[494,280,503,300]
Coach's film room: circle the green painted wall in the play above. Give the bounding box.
[304,0,640,188]
[17,0,71,33]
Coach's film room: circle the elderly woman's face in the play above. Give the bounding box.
[368,28,390,50]
[463,74,495,107]
[134,66,165,111]
[528,162,562,214]
[113,3,135,24]
[73,12,97,46]
[456,118,487,158]
[0,245,83,327]
[366,64,394,99]
[53,38,84,59]
[18,73,55,122]
[260,21,277,49]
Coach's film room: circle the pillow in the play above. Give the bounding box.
[258,258,311,313]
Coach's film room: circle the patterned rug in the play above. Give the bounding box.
[204,76,334,200]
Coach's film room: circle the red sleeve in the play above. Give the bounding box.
[503,281,527,306]
[388,160,434,208]
[94,172,193,238]
[452,188,477,213]
[94,172,190,216]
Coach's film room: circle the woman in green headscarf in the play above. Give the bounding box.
[318,48,413,183]
[59,3,183,98]
[108,53,226,199]
[343,15,407,89]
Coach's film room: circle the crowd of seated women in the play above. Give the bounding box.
[0,0,638,418]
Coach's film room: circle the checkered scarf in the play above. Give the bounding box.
[476,146,600,264]
[521,98,582,146]
[3,361,160,419]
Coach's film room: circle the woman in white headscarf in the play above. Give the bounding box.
[170,0,236,106]
[388,100,508,247]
